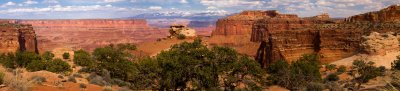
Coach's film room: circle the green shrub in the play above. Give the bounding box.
[42,51,54,61]
[337,65,347,74]
[177,34,186,40]
[267,54,321,90]
[73,49,94,67]
[63,52,70,59]
[15,52,41,67]
[26,60,46,72]
[350,60,385,89]
[46,58,72,74]
[0,71,4,84]
[326,74,339,82]
[306,83,324,91]
[393,56,400,70]
[326,64,337,71]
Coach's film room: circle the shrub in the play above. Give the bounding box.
[350,60,385,89]
[42,51,54,61]
[267,54,321,90]
[26,60,46,72]
[73,49,95,67]
[326,64,337,71]
[80,83,87,88]
[72,73,83,78]
[46,58,72,74]
[63,52,70,59]
[30,76,47,85]
[0,71,4,84]
[15,52,41,68]
[4,74,33,91]
[177,34,186,40]
[68,76,77,83]
[306,83,324,91]
[89,75,109,86]
[326,74,339,82]
[337,65,347,74]
[392,56,400,70]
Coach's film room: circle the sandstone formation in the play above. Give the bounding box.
[346,5,400,23]
[361,32,400,55]
[212,5,400,68]
[0,22,38,53]
[169,25,196,37]
[18,19,169,52]
[213,10,283,36]
[252,5,400,67]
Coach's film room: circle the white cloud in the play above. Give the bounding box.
[98,0,126,3]
[180,0,188,4]
[24,0,39,5]
[149,6,162,10]
[200,0,264,8]
[1,2,16,8]
[43,0,59,4]
[0,4,131,13]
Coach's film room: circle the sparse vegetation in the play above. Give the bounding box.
[63,52,70,59]
[73,49,95,67]
[30,76,47,85]
[392,56,400,70]
[68,76,77,83]
[177,34,186,40]
[46,58,72,74]
[337,65,347,74]
[326,73,339,82]
[0,71,4,85]
[326,64,337,71]
[347,60,385,90]
[80,83,87,88]
[267,54,321,90]
[42,51,55,61]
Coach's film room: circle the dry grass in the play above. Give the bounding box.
[3,68,33,91]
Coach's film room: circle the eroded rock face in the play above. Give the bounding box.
[213,10,282,36]
[250,5,400,67]
[0,23,38,53]
[346,5,400,23]
[19,19,169,52]
[361,32,400,55]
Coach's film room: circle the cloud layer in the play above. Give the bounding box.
[0,0,398,19]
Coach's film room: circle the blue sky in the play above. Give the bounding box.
[0,0,399,19]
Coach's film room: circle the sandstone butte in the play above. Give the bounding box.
[213,5,400,68]
[16,19,169,52]
[0,20,38,53]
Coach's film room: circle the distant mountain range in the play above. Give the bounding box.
[128,11,230,21]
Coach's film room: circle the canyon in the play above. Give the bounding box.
[213,5,400,67]
[17,19,169,52]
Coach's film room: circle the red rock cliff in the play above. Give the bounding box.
[19,19,169,51]
[346,5,400,23]
[0,22,38,53]
[250,5,400,67]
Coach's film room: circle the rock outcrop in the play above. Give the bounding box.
[361,32,400,55]
[169,25,196,37]
[249,5,400,67]
[213,10,282,35]
[19,19,169,51]
[0,22,38,53]
[346,5,400,23]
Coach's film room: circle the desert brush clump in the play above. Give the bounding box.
[0,51,72,74]
[74,39,265,90]
[267,54,322,90]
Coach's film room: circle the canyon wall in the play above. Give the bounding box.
[249,5,400,67]
[19,19,169,52]
[0,23,38,53]
[346,5,400,23]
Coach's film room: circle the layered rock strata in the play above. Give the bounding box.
[249,5,400,67]
[19,19,169,51]
[0,23,38,53]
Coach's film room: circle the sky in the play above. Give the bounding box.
[0,0,399,19]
